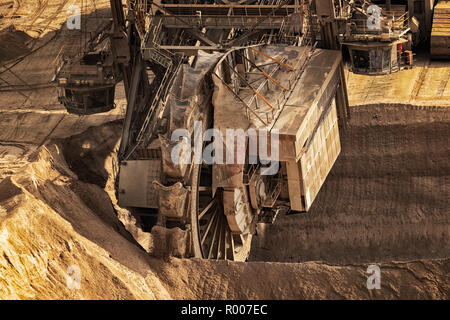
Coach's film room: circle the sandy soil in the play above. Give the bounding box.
[346,55,450,106]
[0,0,118,111]
[0,143,170,299]
[0,0,126,181]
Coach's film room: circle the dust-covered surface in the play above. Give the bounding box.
[0,109,447,300]
[0,143,170,299]
[0,138,448,299]
[0,26,32,63]
[0,0,125,180]
[0,0,449,300]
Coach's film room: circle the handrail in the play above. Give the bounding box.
[245,38,314,125]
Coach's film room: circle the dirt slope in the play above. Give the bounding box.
[0,0,448,301]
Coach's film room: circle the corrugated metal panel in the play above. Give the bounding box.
[300,98,340,210]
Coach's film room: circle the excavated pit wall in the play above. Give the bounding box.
[0,104,449,299]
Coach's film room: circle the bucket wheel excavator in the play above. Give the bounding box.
[55,0,350,261]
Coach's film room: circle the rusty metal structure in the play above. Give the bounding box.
[341,0,413,74]
[55,0,351,261]
[54,34,120,114]
[313,0,415,74]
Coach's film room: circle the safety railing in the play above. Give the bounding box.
[245,38,315,125]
